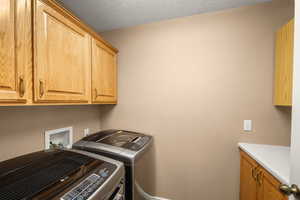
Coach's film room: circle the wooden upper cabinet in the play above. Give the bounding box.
[0,0,117,105]
[0,0,31,103]
[34,0,91,103]
[240,151,258,200]
[274,19,294,106]
[92,38,117,104]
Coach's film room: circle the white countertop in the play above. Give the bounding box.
[238,143,290,185]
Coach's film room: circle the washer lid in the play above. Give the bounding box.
[83,130,151,151]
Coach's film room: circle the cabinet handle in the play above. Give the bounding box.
[252,167,258,180]
[39,80,44,98]
[19,76,25,97]
[94,88,98,98]
[257,170,263,186]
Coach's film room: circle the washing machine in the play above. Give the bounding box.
[73,130,155,200]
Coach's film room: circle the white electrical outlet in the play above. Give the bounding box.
[84,128,90,137]
[243,120,252,132]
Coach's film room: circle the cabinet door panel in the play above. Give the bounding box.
[0,0,30,103]
[92,39,117,103]
[258,169,287,200]
[274,19,294,106]
[35,0,90,103]
[261,181,284,200]
[240,152,258,200]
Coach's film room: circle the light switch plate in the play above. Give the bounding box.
[243,120,252,132]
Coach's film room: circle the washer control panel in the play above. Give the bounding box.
[124,136,151,151]
[61,163,116,200]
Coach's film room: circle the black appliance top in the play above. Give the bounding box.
[0,150,104,200]
[83,130,152,151]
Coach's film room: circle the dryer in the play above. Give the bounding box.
[0,149,125,200]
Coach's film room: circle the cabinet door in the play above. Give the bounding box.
[274,19,294,106]
[0,0,31,103]
[34,0,91,103]
[91,39,117,104]
[257,168,287,200]
[240,151,258,200]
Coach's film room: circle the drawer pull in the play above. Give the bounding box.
[95,88,98,98]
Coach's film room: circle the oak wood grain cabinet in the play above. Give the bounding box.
[34,0,91,103]
[91,38,117,104]
[257,168,287,200]
[274,19,294,106]
[0,0,118,106]
[0,0,32,104]
[240,151,259,200]
[240,150,287,200]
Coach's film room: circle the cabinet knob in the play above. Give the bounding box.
[280,184,300,197]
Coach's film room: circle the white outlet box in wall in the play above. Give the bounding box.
[84,128,90,137]
[45,127,73,149]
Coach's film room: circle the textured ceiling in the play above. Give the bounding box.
[58,0,271,32]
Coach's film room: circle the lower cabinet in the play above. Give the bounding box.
[258,171,286,200]
[240,151,287,200]
[240,150,258,200]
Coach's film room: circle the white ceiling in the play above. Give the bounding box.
[58,0,271,32]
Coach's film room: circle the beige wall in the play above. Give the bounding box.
[100,1,294,200]
[0,106,102,161]
[0,1,293,200]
